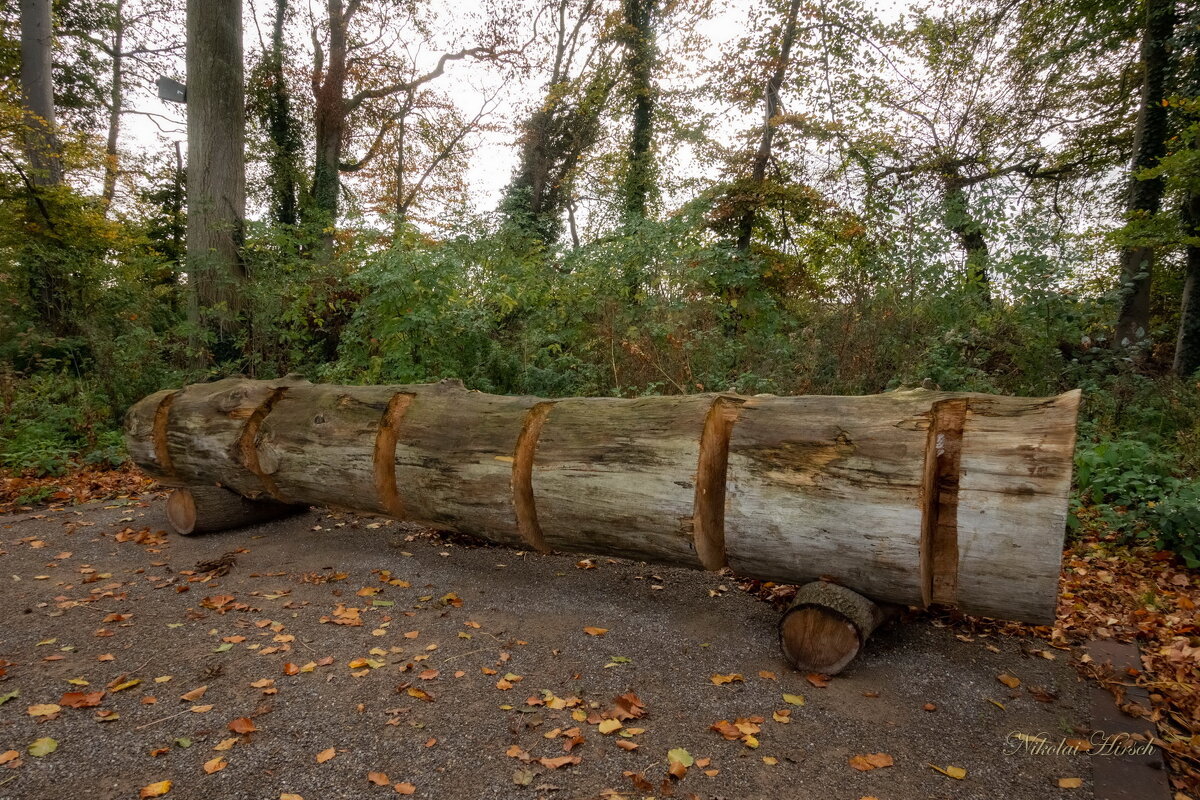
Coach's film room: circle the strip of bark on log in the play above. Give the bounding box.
[166,486,305,535]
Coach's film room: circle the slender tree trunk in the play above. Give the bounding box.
[735,0,801,252]
[265,0,300,226]
[1115,0,1175,347]
[101,1,125,213]
[186,0,247,364]
[1175,199,1200,377]
[621,0,656,222]
[309,0,349,260]
[942,178,992,305]
[20,0,73,337]
[393,116,406,225]
[20,0,61,187]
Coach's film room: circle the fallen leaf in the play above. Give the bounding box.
[782,693,805,706]
[180,685,208,702]
[110,678,140,692]
[28,737,57,757]
[140,781,172,798]
[0,751,18,765]
[27,703,61,717]
[583,627,608,636]
[60,691,104,709]
[368,771,389,785]
[316,747,336,763]
[598,719,622,734]
[1058,778,1083,789]
[512,768,535,786]
[711,673,744,685]
[763,756,778,765]
[228,717,257,735]
[190,704,213,713]
[203,756,227,774]
[213,738,238,752]
[393,783,416,795]
[929,764,967,780]
[806,673,830,688]
[849,753,894,771]
[997,673,1021,689]
[538,755,581,769]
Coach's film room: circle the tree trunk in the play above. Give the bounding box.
[20,0,61,187]
[735,0,801,252]
[126,380,1081,626]
[186,0,247,363]
[167,486,305,535]
[620,0,656,223]
[101,0,125,213]
[1175,194,1200,377]
[309,0,350,260]
[1115,0,1175,347]
[942,179,992,305]
[20,0,72,337]
[264,0,300,226]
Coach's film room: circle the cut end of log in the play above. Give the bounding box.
[693,396,742,571]
[166,486,305,536]
[374,392,414,518]
[779,581,887,675]
[513,402,554,553]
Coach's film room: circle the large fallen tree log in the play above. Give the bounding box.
[125,378,1080,638]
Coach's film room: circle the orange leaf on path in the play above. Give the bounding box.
[203,756,227,774]
[315,748,336,763]
[140,781,172,798]
[368,772,389,785]
[849,753,894,771]
[228,717,257,735]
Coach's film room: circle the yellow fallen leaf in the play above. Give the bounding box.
[180,685,208,702]
[929,764,966,780]
[763,756,778,765]
[782,693,805,706]
[583,627,608,636]
[1058,778,1083,789]
[190,704,214,713]
[597,719,622,734]
[213,738,238,751]
[710,673,744,685]
[140,781,172,798]
[315,747,336,763]
[203,756,227,774]
[849,753,894,771]
[280,795,303,800]
[111,679,141,692]
[27,704,61,717]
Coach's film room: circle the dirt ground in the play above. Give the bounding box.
[0,496,1102,799]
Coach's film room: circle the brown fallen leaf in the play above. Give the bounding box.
[997,673,1021,689]
[60,691,105,709]
[27,704,61,717]
[368,771,389,786]
[229,717,257,735]
[180,686,208,702]
[806,673,831,688]
[615,739,639,751]
[539,755,581,769]
[315,747,336,763]
[393,783,415,794]
[849,753,894,771]
[583,627,608,636]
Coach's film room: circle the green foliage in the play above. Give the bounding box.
[1073,437,1200,568]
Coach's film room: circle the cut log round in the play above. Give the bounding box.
[165,486,305,535]
[779,581,888,675]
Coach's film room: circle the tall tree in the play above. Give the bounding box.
[19,0,73,336]
[186,0,246,363]
[1173,5,1200,377]
[1115,0,1175,346]
[503,0,618,244]
[619,0,657,223]
[252,0,302,225]
[307,0,499,258]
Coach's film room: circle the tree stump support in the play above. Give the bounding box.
[779,581,891,675]
[166,486,305,536]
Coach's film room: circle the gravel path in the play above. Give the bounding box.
[0,497,1095,799]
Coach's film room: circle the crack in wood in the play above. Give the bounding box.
[235,387,290,502]
[374,392,415,518]
[693,395,744,571]
[513,401,555,553]
[920,398,968,607]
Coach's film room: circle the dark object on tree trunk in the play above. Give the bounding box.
[779,582,891,675]
[166,486,304,536]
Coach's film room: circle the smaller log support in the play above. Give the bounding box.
[166,486,306,536]
[779,581,890,675]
